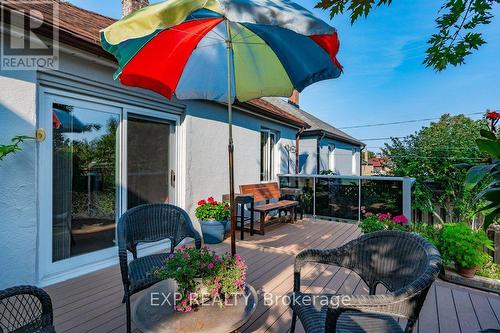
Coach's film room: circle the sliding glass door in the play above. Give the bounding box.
[52,101,119,261]
[39,91,178,283]
[127,115,174,209]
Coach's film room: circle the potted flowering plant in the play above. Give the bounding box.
[195,197,230,244]
[359,212,408,234]
[153,246,247,312]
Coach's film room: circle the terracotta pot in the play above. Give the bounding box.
[455,263,478,278]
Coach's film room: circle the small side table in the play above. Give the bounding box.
[133,280,258,333]
[223,194,255,240]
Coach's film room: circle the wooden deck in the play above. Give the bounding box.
[45,219,500,333]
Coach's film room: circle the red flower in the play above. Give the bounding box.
[207,196,215,204]
[197,199,206,206]
[487,111,500,120]
[392,215,408,224]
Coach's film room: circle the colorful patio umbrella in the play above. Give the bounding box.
[101,0,343,255]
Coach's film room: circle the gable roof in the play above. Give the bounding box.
[262,97,364,146]
[3,0,308,128]
[2,0,116,59]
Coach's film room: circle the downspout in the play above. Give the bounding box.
[295,127,305,174]
[360,144,366,176]
[317,131,326,175]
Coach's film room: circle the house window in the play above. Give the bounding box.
[352,148,357,175]
[328,144,335,173]
[260,130,277,181]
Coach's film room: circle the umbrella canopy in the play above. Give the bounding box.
[100,0,342,103]
[101,0,342,256]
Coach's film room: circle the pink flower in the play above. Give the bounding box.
[214,255,221,261]
[185,306,192,312]
[214,277,221,283]
[208,262,215,269]
[376,213,391,221]
[181,299,187,306]
[365,212,373,217]
[392,215,408,224]
[189,292,198,301]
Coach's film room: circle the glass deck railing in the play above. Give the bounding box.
[278,174,415,223]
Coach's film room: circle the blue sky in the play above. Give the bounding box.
[70,0,500,151]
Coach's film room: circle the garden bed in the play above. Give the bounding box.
[442,267,500,295]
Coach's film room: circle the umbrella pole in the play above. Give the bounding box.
[225,19,237,256]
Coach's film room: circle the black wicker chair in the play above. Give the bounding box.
[0,285,55,333]
[290,231,443,333]
[118,203,202,333]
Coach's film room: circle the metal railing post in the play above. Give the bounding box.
[313,175,316,218]
[402,177,415,224]
[358,179,362,222]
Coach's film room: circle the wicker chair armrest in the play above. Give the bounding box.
[0,285,54,329]
[324,293,417,332]
[186,222,202,249]
[118,247,130,291]
[294,248,345,292]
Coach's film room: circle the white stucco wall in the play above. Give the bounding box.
[0,69,38,288]
[298,137,317,174]
[183,100,297,216]
[320,138,361,176]
[298,135,361,176]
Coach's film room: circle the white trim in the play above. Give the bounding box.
[38,91,123,283]
[38,241,170,287]
[37,71,186,114]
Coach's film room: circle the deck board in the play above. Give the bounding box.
[44,219,500,333]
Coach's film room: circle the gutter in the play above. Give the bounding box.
[316,132,326,174]
[295,127,305,174]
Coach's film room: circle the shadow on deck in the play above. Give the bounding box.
[45,219,500,333]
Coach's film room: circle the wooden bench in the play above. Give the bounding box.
[239,182,299,235]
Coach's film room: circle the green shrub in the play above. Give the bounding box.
[411,223,441,246]
[440,223,493,268]
[477,260,500,280]
[359,215,386,233]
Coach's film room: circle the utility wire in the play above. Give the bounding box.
[338,111,487,129]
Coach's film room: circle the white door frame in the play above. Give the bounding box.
[37,88,181,286]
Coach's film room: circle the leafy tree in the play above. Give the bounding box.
[315,0,499,71]
[465,129,500,229]
[382,114,488,223]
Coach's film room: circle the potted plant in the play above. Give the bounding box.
[440,223,493,278]
[195,197,230,244]
[153,246,247,312]
[359,212,408,234]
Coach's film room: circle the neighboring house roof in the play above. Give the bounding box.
[243,99,309,129]
[261,97,365,146]
[2,0,308,128]
[367,157,386,168]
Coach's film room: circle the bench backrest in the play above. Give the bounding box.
[240,182,281,202]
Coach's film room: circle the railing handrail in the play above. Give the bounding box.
[278,174,416,183]
[278,174,415,223]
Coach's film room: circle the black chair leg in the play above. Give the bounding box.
[290,310,297,333]
[126,296,131,333]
